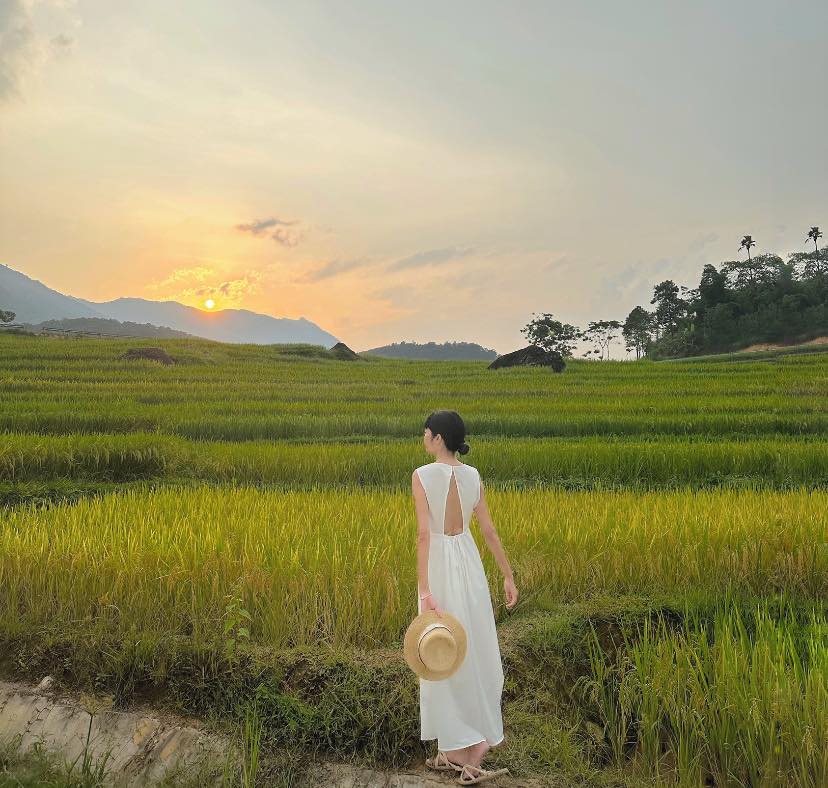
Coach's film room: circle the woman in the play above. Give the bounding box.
[411,409,518,785]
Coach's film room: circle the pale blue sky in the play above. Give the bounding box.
[1,0,826,353]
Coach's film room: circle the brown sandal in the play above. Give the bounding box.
[455,763,510,784]
[425,750,465,772]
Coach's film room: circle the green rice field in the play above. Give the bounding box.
[1,332,827,786]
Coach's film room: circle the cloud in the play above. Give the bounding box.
[50,32,72,51]
[149,265,217,290]
[687,232,719,255]
[236,216,303,247]
[302,257,370,282]
[301,247,478,282]
[0,0,78,102]
[148,265,264,305]
[386,247,475,272]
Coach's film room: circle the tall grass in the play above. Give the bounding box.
[1,486,825,650]
[580,601,828,786]
[2,432,828,489]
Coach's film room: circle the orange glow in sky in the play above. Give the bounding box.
[203,298,215,310]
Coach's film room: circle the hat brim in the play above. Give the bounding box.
[403,609,467,681]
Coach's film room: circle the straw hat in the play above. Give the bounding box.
[403,609,467,680]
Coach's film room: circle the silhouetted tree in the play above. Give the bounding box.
[0,310,15,323]
[578,319,623,360]
[622,307,654,360]
[697,264,729,311]
[739,235,756,261]
[521,313,581,357]
[808,226,822,253]
[650,280,687,338]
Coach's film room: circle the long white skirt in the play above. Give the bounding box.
[418,531,505,750]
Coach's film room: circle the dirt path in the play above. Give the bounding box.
[0,677,558,787]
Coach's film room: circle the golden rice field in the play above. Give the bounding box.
[1,485,826,651]
[1,332,827,785]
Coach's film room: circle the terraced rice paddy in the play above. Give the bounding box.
[0,332,826,786]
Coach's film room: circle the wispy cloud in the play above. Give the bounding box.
[149,265,216,290]
[386,247,475,272]
[687,232,719,255]
[301,257,369,282]
[0,0,78,102]
[236,216,303,247]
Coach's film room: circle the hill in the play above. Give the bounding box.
[23,317,194,339]
[0,263,339,346]
[361,340,497,360]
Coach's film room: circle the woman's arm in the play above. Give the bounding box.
[474,479,519,608]
[473,479,514,584]
[411,469,432,598]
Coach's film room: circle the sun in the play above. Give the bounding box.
[203,298,215,310]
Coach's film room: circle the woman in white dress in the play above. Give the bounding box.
[411,410,518,784]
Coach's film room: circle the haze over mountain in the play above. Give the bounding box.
[0,264,339,347]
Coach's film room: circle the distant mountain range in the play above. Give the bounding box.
[0,263,340,346]
[27,317,194,339]
[362,340,498,360]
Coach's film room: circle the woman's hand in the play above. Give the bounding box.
[420,593,443,617]
[503,577,518,609]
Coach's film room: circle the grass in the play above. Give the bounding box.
[3,433,828,492]
[1,486,826,652]
[1,332,828,785]
[2,333,828,442]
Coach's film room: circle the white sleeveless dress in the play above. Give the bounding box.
[414,461,505,751]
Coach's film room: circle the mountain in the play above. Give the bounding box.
[0,263,104,323]
[0,264,340,347]
[74,297,338,346]
[25,317,194,339]
[361,340,498,360]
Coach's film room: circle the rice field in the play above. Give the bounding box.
[0,333,827,441]
[1,485,826,651]
[1,332,827,785]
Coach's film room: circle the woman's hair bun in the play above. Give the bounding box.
[457,441,470,455]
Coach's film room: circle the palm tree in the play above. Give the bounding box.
[739,235,755,261]
[807,226,822,253]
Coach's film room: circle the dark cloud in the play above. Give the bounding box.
[235,216,303,247]
[50,33,74,52]
[386,247,475,272]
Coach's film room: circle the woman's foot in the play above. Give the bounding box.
[442,744,472,766]
[464,739,491,768]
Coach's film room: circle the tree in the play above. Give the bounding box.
[697,264,729,311]
[739,235,756,261]
[789,227,828,281]
[622,306,654,359]
[650,280,687,338]
[721,253,782,291]
[808,226,822,253]
[0,310,15,323]
[520,313,581,357]
[578,319,623,360]
[789,249,828,280]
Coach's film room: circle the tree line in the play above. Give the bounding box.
[522,227,826,360]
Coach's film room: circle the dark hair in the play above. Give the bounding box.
[424,410,470,455]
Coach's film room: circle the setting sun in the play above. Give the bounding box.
[204,299,215,310]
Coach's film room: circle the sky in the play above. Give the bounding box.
[1,0,826,354]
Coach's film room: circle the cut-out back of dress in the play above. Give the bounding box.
[415,462,481,538]
[444,470,463,536]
